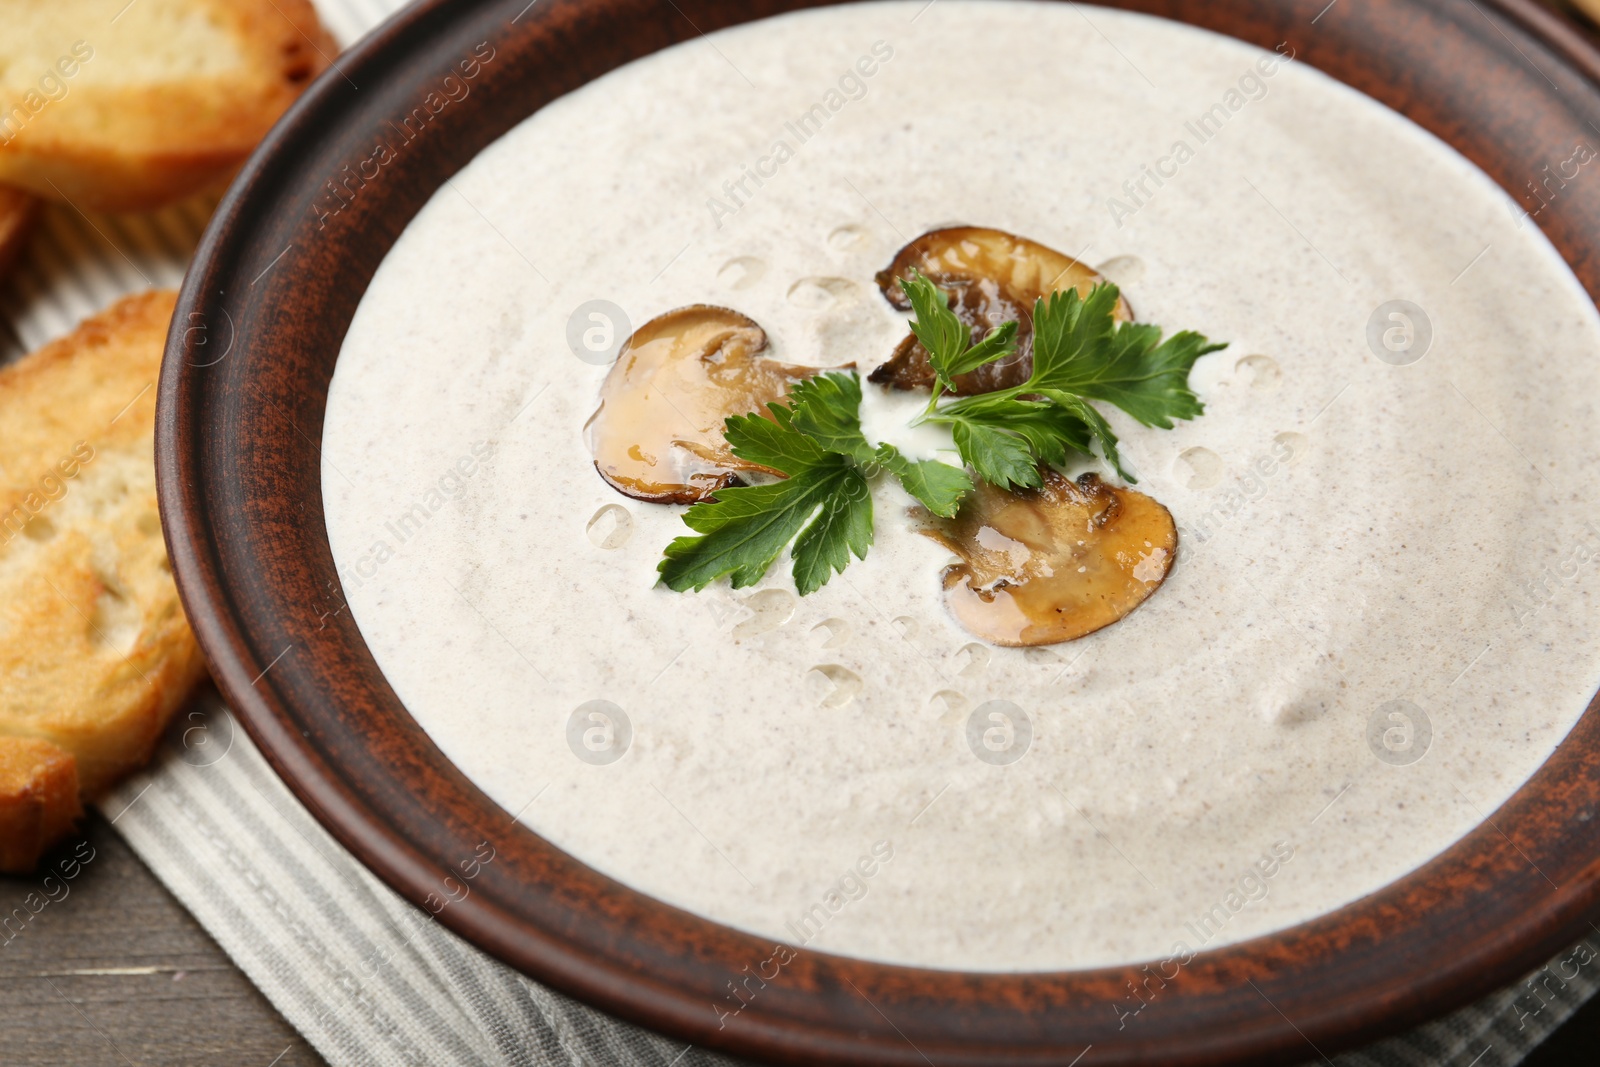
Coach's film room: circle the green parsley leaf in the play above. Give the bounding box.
[657,408,872,595]
[787,369,973,516]
[900,270,969,386]
[1031,285,1226,428]
[944,320,1018,380]
[659,369,967,591]
[875,444,972,517]
[900,270,1019,391]
[710,402,828,471]
[936,394,1093,465]
[948,420,1040,490]
[785,372,878,464]
[1036,389,1130,482]
[788,467,874,594]
[931,394,1100,490]
[929,282,1219,484]
[1027,282,1121,388]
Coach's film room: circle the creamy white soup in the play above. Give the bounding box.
[322,0,1600,971]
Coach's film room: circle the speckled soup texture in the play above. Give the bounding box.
[321,1,1600,970]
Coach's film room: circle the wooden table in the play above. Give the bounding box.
[0,814,325,1067]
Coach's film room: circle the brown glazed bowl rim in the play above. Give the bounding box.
[157,1,1600,1064]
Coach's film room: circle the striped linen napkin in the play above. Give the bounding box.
[2,1,1595,1063]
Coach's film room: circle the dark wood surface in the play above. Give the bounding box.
[0,813,325,1067]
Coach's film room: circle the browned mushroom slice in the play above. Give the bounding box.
[919,470,1176,647]
[870,227,1133,395]
[585,305,818,504]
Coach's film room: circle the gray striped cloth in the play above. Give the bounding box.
[2,1,1595,1063]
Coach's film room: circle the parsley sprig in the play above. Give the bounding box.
[656,273,1223,594]
[903,270,1225,489]
[657,373,969,594]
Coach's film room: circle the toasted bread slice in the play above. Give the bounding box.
[0,185,38,285]
[0,0,337,212]
[0,291,206,801]
[0,736,82,873]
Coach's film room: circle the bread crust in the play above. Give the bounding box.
[0,737,82,873]
[0,291,207,820]
[0,0,338,211]
[0,185,38,286]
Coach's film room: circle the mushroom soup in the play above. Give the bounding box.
[322,2,1600,970]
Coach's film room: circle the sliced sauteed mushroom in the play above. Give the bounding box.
[871,227,1133,395]
[920,470,1176,647]
[586,305,820,504]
